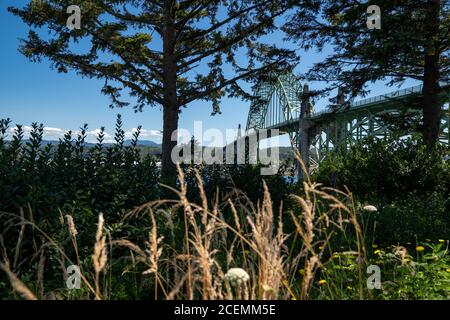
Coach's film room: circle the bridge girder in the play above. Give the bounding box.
[245,73,450,171]
[246,73,303,147]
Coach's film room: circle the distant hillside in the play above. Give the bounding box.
[128,140,161,147]
[16,139,161,148]
[13,139,298,160]
[6,139,162,158]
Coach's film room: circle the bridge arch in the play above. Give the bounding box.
[245,73,304,148]
[244,73,450,173]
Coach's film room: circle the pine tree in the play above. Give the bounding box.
[284,0,449,147]
[9,0,298,185]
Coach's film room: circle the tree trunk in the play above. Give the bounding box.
[161,99,179,186]
[161,3,179,186]
[422,55,441,146]
[422,0,441,147]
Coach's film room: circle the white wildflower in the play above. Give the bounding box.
[363,205,378,212]
[224,268,250,286]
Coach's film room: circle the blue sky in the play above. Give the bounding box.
[0,1,418,146]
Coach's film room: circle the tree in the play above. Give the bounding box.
[10,0,298,185]
[284,0,449,147]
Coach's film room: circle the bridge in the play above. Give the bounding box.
[237,73,450,172]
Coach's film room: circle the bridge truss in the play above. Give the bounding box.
[246,73,303,148]
[245,73,450,171]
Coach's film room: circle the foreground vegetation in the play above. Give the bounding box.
[0,118,449,300]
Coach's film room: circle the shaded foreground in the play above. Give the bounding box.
[0,118,449,300]
[1,164,449,300]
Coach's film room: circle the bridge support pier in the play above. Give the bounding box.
[297,84,313,180]
[298,120,312,180]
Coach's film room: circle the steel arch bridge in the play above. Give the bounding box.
[244,73,450,171]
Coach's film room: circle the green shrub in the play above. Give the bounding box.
[0,116,160,251]
[313,138,449,201]
[373,192,449,246]
[315,242,450,300]
[313,138,450,245]
[182,163,292,207]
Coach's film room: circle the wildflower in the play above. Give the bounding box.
[416,246,425,252]
[262,284,275,293]
[224,268,250,285]
[299,269,305,275]
[318,279,327,285]
[346,286,353,291]
[372,244,378,249]
[446,269,450,273]
[363,205,378,212]
[374,250,381,255]
[319,246,323,250]
[438,239,445,243]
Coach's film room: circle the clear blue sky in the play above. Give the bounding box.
[0,1,418,146]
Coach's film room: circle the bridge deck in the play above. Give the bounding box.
[264,83,450,133]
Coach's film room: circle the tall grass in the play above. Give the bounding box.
[0,159,450,300]
[0,154,378,300]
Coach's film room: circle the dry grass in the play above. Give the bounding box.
[0,155,367,300]
[92,213,107,299]
[0,261,37,300]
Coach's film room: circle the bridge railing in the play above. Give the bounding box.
[307,84,429,119]
[351,84,423,108]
